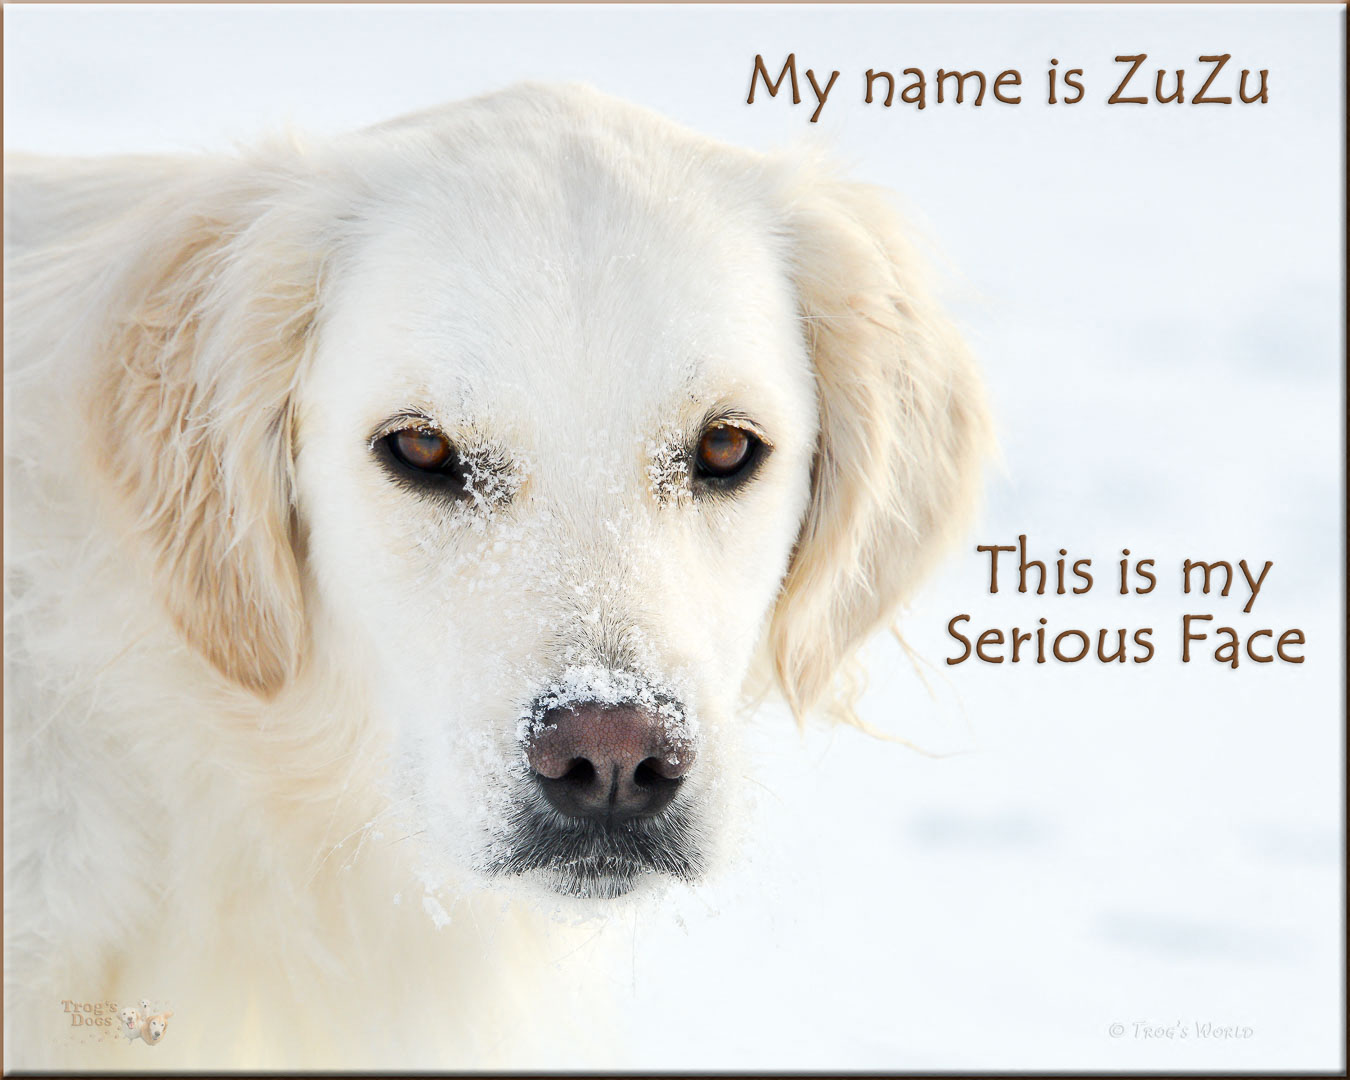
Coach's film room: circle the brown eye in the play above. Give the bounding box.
[387,428,455,472]
[695,423,758,479]
[377,424,475,499]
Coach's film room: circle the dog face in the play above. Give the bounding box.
[295,140,818,894]
[93,85,989,902]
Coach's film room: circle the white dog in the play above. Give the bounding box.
[3,84,989,1069]
[117,1006,142,1042]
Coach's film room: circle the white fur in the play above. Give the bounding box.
[118,1007,143,1042]
[3,84,990,1070]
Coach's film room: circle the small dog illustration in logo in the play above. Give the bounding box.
[143,1012,173,1045]
[117,1000,173,1045]
[117,1006,141,1042]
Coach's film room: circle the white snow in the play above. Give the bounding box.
[420,894,451,931]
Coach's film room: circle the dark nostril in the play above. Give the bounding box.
[633,758,681,789]
[641,751,692,781]
[558,758,596,786]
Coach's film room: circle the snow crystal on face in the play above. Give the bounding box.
[646,431,693,508]
[421,893,452,930]
[459,443,530,515]
[516,663,699,749]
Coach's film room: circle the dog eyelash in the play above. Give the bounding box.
[367,411,442,448]
[702,410,770,446]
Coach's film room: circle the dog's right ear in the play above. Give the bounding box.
[92,165,322,698]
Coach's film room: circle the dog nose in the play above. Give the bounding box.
[525,703,694,823]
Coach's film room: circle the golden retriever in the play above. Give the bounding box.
[3,83,989,1069]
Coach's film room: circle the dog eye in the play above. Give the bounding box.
[695,423,759,480]
[387,429,456,472]
[377,426,471,497]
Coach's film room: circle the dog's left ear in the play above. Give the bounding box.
[768,167,993,721]
[92,164,322,698]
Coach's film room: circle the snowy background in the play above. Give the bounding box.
[5,3,1343,1071]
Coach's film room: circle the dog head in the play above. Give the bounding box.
[93,85,989,900]
[144,1013,171,1044]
